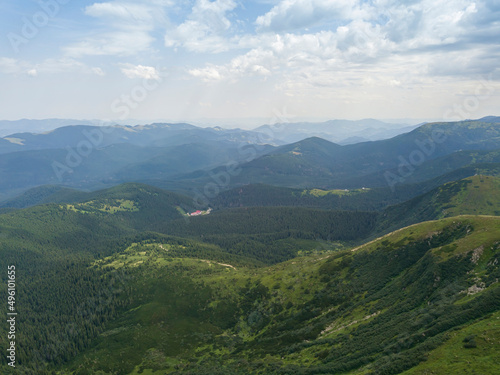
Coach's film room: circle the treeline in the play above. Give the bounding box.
[164,207,378,239]
[160,207,379,263]
[211,184,416,212]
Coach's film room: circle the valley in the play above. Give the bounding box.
[0,118,499,374]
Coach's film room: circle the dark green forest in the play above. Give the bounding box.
[0,177,499,374]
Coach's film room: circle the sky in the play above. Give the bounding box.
[0,0,499,126]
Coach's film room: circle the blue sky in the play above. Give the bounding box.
[0,0,499,126]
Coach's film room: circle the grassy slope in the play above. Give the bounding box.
[444,175,500,216]
[401,311,500,375]
[378,175,500,234]
[60,215,500,375]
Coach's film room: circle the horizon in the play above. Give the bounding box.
[0,115,495,134]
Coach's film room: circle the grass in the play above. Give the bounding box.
[64,199,139,214]
[302,188,371,197]
[402,310,500,375]
[443,175,500,217]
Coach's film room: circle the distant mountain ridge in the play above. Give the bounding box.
[0,122,280,154]
[195,118,500,189]
[0,118,98,137]
[0,123,278,201]
[0,117,499,203]
[254,118,420,144]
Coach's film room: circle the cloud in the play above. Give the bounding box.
[92,67,106,76]
[64,32,154,57]
[189,66,224,82]
[256,0,361,32]
[165,0,238,53]
[121,64,159,79]
[4,0,500,121]
[188,32,334,82]
[0,57,105,77]
[35,58,90,74]
[375,0,480,49]
[85,2,157,23]
[0,58,24,74]
[65,1,171,57]
[188,0,500,88]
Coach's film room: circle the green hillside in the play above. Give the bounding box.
[0,185,85,208]
[379,175,500,233]
[162,207,379,263]
[0,178,499,374]
[52,215,500,375]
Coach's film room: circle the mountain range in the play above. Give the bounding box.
[254,118,420,145]
[0,116,499,374]
[0,117,498,204]
[0,172,499,374]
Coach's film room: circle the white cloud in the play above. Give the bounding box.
[3,0,499,121]
[189,66,224,82]
[0,58,23,74]
[165,0,238,53]
[65,1,171,57]
[92,67,106,76]
[188,0,500,90]
[189,32,341,82]
[256,0,362,32]
[121,64,159,79]
[377,0,479,48]
[0,57,105,77]
[85,2,157,23]
[189,44,278,82]
[35,58,89,74]
[64,31,154,57]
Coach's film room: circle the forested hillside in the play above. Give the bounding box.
[188,120,500,189]
[41,216,500,374]
[378,175,500,233]
[0,143,498,374]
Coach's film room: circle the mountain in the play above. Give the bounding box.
[0,122,278,154]
[340,148,500,188]
[112,141,275,182]
[0,118,99,137]
[194,119,500,190]
[254,118,420,144]
[0,118,498,203]
[8,158,498,213]
[57,216,500,374]
[0,185,83,208]
[0,173,499,374]
[0,124,277,201]
[378,175,500,233]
